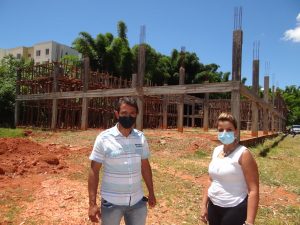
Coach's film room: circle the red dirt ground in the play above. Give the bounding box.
[0,130,299,224]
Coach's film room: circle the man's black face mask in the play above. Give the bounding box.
[118,116,136,129]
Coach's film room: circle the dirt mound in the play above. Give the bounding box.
[0,138,67,177]
[0,142,9,155]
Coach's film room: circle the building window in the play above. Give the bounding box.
[45,49,50,55]
[16,54,21,59]
[28,54,31,58]
[36,50,41,56]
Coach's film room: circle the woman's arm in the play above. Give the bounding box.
[240,150,259,225]
[200,177,211,224]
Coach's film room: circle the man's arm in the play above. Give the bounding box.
[88,160,102,222]
[141,159,156,207]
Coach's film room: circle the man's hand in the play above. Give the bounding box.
[148,193,156,208]
[88,204,100,222]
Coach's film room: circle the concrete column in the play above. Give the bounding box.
[131,74,137,88]
[162,84,168,129]
[81,57,90,130]
[51,64,59,130]
[251,59,259,137]
[271,114,275,133]
[191,102,195,127]
[14,69,21,127]
[186,104,190,127]
[232,30,243,81]
[177,66,185,132]
[136,96,144,131]
[263,76,269,135]
[231,89,241,141]
[203,82,209,131]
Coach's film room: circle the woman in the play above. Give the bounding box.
[200,112,259,225]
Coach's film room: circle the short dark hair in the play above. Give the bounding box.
[116,97,139,113]
[217,112,237,129]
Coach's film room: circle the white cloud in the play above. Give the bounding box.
[283,13,300,43]
[297,13,300,23]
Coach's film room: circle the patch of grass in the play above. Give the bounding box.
[23,219,39,225]
[150,169,202,224]
[0,128,24,137]
[256,205,300,225]
[0,187,31,223]
[4,205,22,222]
[193,149,209,158]
[250,135,300,194]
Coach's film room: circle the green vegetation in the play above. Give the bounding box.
[280,85,300,125]
[0,128,24,137]
[73,20,231,86]
[250,135,300,195]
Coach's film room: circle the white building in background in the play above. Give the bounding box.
[0,40,81,64]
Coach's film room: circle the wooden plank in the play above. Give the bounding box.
[17,81,239,101]
[144,81,239,95]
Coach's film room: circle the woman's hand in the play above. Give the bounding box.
[200,206,208,224]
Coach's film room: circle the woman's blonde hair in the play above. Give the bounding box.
[217,112,237,129]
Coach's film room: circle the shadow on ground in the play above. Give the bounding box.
[259,134,288,157]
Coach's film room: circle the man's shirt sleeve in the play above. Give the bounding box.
[89,135,105,163]
[141,134,150,159]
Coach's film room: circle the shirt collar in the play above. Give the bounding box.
[111,123,137,137]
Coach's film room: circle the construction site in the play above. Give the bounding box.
[2,5,299,225]
[15,8,287,143]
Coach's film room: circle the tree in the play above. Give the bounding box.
[73,21,231,87]
[60,55,81,67]
[117,21,128,40]
[280,85,300,125]
[73,21,133,77]
[0,55,30,127]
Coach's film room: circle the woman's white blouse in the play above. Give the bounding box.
[208,145,248,207]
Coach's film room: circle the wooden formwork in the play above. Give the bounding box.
[15,59,288,141]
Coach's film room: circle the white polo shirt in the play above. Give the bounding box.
[89,124,150,206]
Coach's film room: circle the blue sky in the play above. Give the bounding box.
[1,0,299,89]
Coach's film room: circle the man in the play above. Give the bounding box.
[88,97,156,225]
